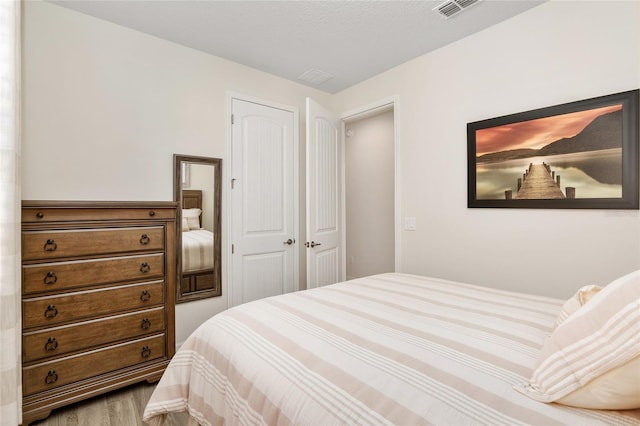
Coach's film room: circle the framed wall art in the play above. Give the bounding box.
[467,89,639,209]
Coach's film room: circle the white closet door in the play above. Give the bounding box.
[230,98,296,306]
[306,98,344,288]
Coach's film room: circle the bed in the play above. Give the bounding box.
[182,229,215,274]
[143,272,640,425]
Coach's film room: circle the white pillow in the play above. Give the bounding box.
[515,270,640,409]
[558,356,640,409]
[182,208,201,230]
[181,217,190,232]
[554,285,601,328]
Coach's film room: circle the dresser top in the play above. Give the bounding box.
[22,201,178,224]
[22,200,178,208]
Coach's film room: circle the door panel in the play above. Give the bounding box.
[306,98,343,288]
[231,99,296,306]
[314,247,339,287]
[242,252,285,303]
[243,116,285,234]
[315,118,338,232]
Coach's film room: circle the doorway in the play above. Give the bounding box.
[306,97,398,288]
[227,95,397,304]
[344,108,395,279]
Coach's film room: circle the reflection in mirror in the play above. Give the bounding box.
[174,154,222,303]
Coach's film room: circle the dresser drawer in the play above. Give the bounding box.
[23,307,165,363]
[22,206,176,223]
[23,334,165,396]
[23,281,164,328]
[22,253,164,295]
[22,227,165,261]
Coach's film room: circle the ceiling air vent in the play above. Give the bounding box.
[433,0,482,19]
[298,68,334,85]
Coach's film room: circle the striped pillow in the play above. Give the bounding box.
[516,270,640,409]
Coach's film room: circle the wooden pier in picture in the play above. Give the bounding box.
[505,163,575,200]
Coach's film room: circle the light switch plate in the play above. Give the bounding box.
[404,217,416,231]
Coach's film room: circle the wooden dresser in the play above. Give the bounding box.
[21,201,177,425]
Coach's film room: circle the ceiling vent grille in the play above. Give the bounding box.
[433,0,481,19]
[298,68,334,85]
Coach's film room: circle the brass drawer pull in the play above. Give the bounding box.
[45,370,58,385]
[140,290,151,302]
[141,346,152,358]
[148,210,155,217]
[140,234,151,245]
[45,337,58,351]
[44,305,58,318]
[141,318,151,329]
[44,239,57,252]
[44,271,58,285]
[140,262,151,273]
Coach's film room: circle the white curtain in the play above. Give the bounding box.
[0,0,22,425]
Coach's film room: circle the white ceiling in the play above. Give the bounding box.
[49,0,546,94]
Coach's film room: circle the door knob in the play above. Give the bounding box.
[306,241,321,248]
[283,238,295,245]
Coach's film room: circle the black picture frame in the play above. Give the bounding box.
[467,89,639,209]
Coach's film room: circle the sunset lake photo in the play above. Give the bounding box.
[474,104,623,200]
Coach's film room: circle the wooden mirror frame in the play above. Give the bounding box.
[174,154,222,303]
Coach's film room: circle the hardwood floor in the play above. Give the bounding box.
[29,381,191,426]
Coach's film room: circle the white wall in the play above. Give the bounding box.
[345,110,395,279]
[22,0,332,345]
[333,0,640,298]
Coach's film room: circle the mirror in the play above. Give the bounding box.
[174,154,222,303]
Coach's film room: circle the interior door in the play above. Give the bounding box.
[306,98,344,288]
[230,98,297,306]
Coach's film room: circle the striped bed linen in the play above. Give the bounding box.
[182,229,214,273]
[143,273,640,426]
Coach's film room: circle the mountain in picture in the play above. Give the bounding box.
[477,109,622,163]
